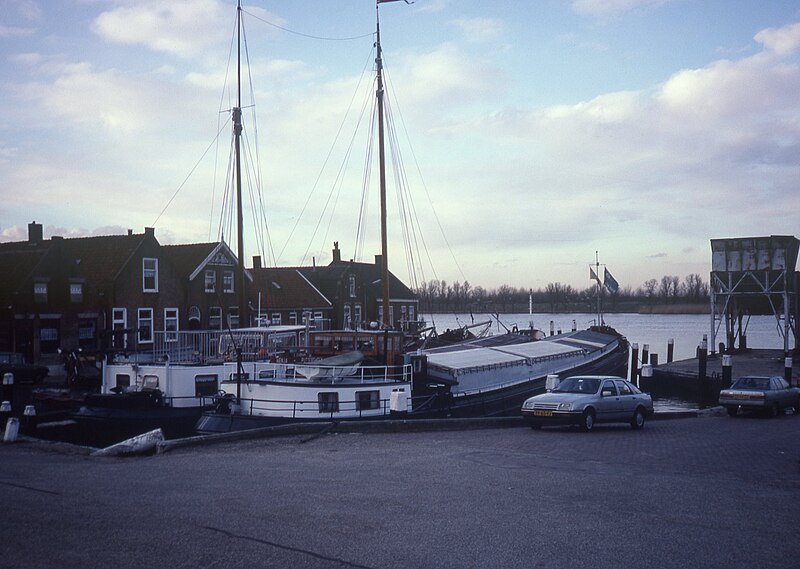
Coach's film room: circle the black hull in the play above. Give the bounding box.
[195,410,408,435]
[71,405,206,447]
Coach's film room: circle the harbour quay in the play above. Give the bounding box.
[2,413,799,569]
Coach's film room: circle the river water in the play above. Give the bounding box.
[423,312,794,362]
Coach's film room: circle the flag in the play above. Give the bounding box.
[377,0,412,4]
[590,267,601,285]
[604,267,619,294]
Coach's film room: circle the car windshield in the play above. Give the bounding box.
[553,377,601,394]
[731,377,770,390]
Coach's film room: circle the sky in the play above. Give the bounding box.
[1,0,799,292]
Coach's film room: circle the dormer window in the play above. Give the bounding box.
[143,258,158,292]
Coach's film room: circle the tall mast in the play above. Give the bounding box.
[376,4,390,329]
[234,0,246,328]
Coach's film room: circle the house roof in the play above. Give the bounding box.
[249,267,331,310]
[162,243,220,279]
[300,260,417,301]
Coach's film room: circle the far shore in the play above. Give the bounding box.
[425,303,710,315]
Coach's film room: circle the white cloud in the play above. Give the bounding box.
[0,24,35,38]
[571,0,672,18]
[452,17,504,43]
[755,22,800,56]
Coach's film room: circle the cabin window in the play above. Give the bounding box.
[164,308,179,342]
[142,375,159,389]
[115,374,131,389]
[209,307,222,330]
[112,308,128,349]
[228,372,250,381]
[70,283,83,303]
[194,374,218,397]
[205,270,216,293]
[318,392,339,414]
[142,258,158,292]
[356,390,380,411]
[258,369,276,380]
[223,270,234,293]
[137,308,153,344]
[34,282,48,304]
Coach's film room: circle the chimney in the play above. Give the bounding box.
[252,255,262,269]
[332,241,341,263]
[127,229,133,236]
[144,227,155,237]
[28,221,43,244]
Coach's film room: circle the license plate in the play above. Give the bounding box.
[533,410,553,417]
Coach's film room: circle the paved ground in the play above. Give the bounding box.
[2,412,799,569]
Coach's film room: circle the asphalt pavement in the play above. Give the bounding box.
[2,411,799,568]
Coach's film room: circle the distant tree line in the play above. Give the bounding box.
[415,274,710,313]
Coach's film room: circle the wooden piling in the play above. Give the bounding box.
[722,354,732,388]
[667,339,674,363]
[631,343,639,384]
[785,356,793,386]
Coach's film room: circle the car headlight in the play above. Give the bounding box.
[557,402,572,411]
[523,400,535,409]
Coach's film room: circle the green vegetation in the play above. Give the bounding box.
[415,274,710,314]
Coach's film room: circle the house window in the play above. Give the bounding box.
[318,392,339,414]
[78,319,95,350]
[408,305,415,322]
[401,305,407,321]
[356,390,380,411]
[209,307,222,330]
[194,374,218,397]
[354,304,362,326]
[349,275,356,298]
[271,313,281,325]
[39,320,59,353]
[205,270,216,293]
[142,258,158,292]
[389,306,394,325]
[34,282,47,304]
[70,283,83,303]
[289,312,297,325]
[138,308,154,344]
[164,308,179,342]
[223,270,234,293]
[228,307,239,329]
[313,312,323,328]
[344,305,351,329]
[112,308,127,349]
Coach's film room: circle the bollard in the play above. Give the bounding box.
[631,343,639,384]
[785,356,793,386]
[22,405,36,435]
[722,354,732,387]
[571,320,577,332]
[650,353,658,366]
[0,400,10,426]
[557,328,562,335]
[667,339,674,363]
[740,335,747,350]
[641,344,650,370]
[698,339,708,383]
[4,417,19,443]
[549,321,554,337]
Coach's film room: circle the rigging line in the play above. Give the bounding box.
[354,85,378,262]
[384,69,465,283]
[277,46,376,264]
[242,8,373,41]
[152,118,232,228]
[217,135,236,245]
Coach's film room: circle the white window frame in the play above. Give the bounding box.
[164,308,179,342]
[349,275,356,298]
[204,270,216,293]
[70,282,83,303]
[112,308,127,349]
[142,258,158,292]
[228,307,239,329]
[34,282,48,303]
[137,308,154,344]
[289,312,298,325]
[209,307,222,330]
[344,305,351,328]
[223,270,234,293]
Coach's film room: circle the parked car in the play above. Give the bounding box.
[719,376,800,417]
[521,375,653,431]
[0,352,48,384]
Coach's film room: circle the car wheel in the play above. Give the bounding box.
[630,407,646,430]
[581,409,595,432]
[726,407,738,417]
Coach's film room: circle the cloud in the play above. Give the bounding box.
[0,24,35,38]
[755,22,800,56]
[571,0,672,18]
[452,17,504,43]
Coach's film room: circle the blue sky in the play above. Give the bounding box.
[1,0,799,292]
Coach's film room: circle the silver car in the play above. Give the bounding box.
[521,375,653,431]
[719,376,800,417]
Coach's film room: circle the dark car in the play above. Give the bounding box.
[0,352,49,384]
[521,375,653,431]
[719,375,800,417]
